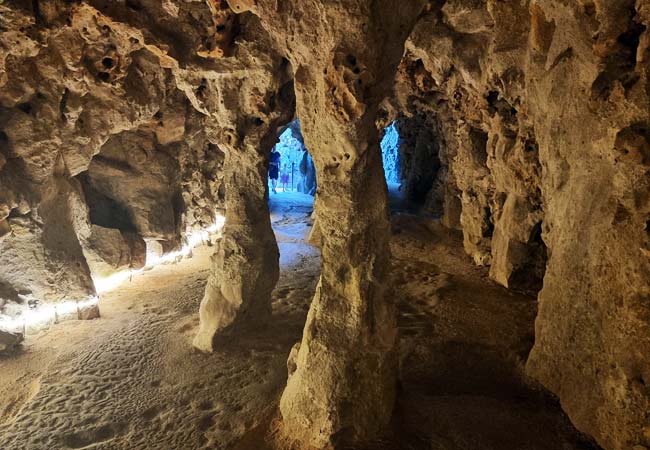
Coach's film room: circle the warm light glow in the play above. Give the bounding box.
[0,296,100,335]
[0,214,226,335]
[94,214,225,294]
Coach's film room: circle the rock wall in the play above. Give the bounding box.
[1,1,649,449]
[233,1,431,448]
[192,17,295,352]
[384,1,650,448]
[0,0,237,319]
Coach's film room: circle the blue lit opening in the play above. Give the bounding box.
[269,120,316,195]
[381,121,402,185]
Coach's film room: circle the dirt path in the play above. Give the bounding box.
[382,215,600,450]
[0,192,319,450]
[0,192,599,450]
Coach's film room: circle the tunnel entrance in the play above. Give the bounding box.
[267,120,319,269]
[268,120,316,198]
[381,121,402,188]
[381,121,408,213]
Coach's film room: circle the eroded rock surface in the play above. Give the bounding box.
[0,1,230,316]
[383,1,650,448]
[0,1,649,450]
[193,21,295,351]
[234,1,430,447]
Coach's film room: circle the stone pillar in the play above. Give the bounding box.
[193,145,279,353]
[185,9,294,353]
[223,1,426,445]
[279,107,395,448]
[279,149,395,442]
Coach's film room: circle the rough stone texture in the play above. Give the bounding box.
[0,1,229,314]
[383,1,650,448]
[0,176,95,303]
[1,1,649,449]
[234,1,428,447]
[81,225,146,278]
[524,2,650,449]
[193,16,295,352]
[0,329,22,354]
[387,5,547,293]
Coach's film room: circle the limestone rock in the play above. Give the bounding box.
[388,1,650,448]
[0,1,227,314]
[193,13,294,353]
[0,1,649,449]
[0,178,96,303]
[442,0,493,34]
[83,225,146,278]
[246,1,428,447]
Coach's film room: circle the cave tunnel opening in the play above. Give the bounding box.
[381,120,409,214]
[381,117,447,216]
[381,121,403,188]
[268,119,316,199]
[267,119,319,268]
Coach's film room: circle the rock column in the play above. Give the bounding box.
[193,143,279,352]
[232,0,428,446]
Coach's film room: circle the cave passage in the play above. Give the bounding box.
[0,2,648,450]
[381,121,402,188]
[268,120,316,197]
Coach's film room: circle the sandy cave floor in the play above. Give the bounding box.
[0,191,600,450]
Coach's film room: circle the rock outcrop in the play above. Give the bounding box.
[0,329,22,354]
[193,17,295,352]
[0,1,229,321]
[233,1,429,447]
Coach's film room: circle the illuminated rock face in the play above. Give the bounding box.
[1,1,649,450]
[193,39,294,351]
[0,1,230,319]
[235,1,428,447]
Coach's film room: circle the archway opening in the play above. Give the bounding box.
[268,120,316,197]
[381,121,402,189]
[267,120,319,270]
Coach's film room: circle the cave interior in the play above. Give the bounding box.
[0,1,649,450]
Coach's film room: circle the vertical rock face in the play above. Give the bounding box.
[387,2,547,293]
[524,3,650,449]
[0,1,234,319]
[193,22,295,350]
[384,1,650,448]
[0,176,96,303]
[1,1,649,449]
